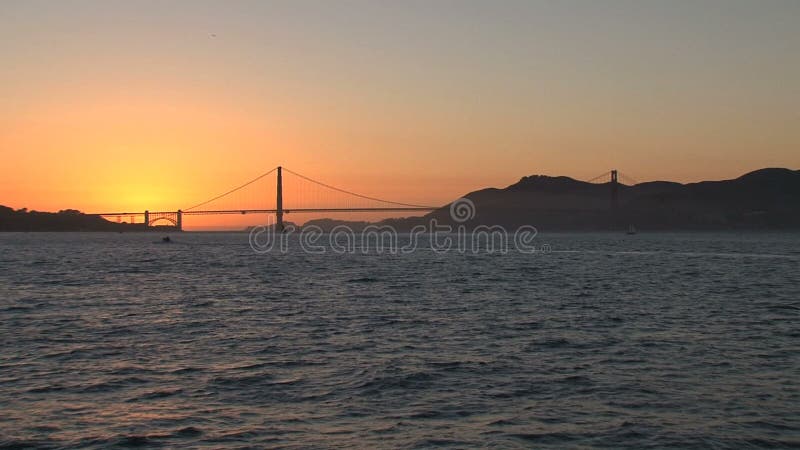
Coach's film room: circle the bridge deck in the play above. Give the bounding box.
[93,207,438,217]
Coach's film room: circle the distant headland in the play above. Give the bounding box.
[0,207,169,232]
[3,168,800,232]
[383,167,800,231]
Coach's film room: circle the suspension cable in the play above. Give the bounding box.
[184,167,278,211]
[585,171,611,184]
[619,173,639,185]
[282,167,434,208]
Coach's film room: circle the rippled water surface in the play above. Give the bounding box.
[1,232,799,448]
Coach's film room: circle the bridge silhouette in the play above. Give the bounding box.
[92,166,633,230]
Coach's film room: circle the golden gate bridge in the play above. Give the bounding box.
[91,166,634,230]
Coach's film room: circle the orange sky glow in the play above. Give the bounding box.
[1,1,798,229]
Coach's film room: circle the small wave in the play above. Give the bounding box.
[40,347,98,360]
[266,358,327,368]
[221,362,271,371]
[170,367,204,374]
[106,268,159,274]
[203,428,268,442]
[557,375,593,385]
[109,365,162,376]
[209,373,279,388]
[487,418,519,426]
[509,431,580,444]
[81,427,205,448]
[189,300,215,307]
[1,306,35,313]
[766,303,800,311]
[125,388,183,402]
[79,376,150,393]
[27,384,67,394]
[535,337,572,348]
[0,439,58,449]
[427,361,464,369]
[110,435,164,448]
[173,427,203,438]
[347,277,379,283]
[512,321,541,330]
[412,438,472,446]
[409,409,473,420]
[357,370,439,393]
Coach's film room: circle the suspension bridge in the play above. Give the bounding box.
[91,167,634,230]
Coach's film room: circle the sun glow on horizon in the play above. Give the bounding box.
[2,1,799,228]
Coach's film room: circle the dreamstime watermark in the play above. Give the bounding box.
[248,197,550,255]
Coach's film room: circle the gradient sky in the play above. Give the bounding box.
[1,0,799,228]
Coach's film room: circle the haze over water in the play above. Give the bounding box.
[1,232,798,448]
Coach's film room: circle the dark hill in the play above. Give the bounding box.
[0,206,145,231]
[383,168,800,231]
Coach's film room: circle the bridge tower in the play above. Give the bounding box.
[144,210,149,228]
[610,170,619,210]
[177,210,183,231]
[276,166,284,232]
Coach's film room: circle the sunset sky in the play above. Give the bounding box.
[2,1,799,228]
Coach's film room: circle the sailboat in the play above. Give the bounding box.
[626,224,637,235]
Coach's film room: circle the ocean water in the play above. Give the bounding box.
[0,231,798,449]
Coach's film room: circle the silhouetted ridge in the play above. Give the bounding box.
[507,175,597,192]
[735,167,799,182]
[0,206,145,231]
[381,167,800,231]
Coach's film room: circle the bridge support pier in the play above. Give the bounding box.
[611,170,619,210]
[177,210,182,231]
[276,166,284,232]
[144,210,149,229]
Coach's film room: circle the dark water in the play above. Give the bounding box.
[1,232,798,448]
